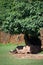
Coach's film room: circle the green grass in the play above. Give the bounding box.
[0,43,43,65]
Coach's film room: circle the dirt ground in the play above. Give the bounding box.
[10,53,43,59]
[10,46,43,59]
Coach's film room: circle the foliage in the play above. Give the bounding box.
[0,0,43,36]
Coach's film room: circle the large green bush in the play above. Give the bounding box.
[0,0,43,36]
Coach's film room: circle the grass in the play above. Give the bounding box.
[0,43,43,65]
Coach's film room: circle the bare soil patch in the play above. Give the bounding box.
[11,53,43,59]
[10,46,43,59]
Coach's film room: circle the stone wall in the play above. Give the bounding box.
[0,31,25,44]
[0,31,1,43]
[0,29,43,48]
[10,34,24,44]
[40,28,43,49]
[0,31,10,44]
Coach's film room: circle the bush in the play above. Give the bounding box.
[0,0,43,36]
